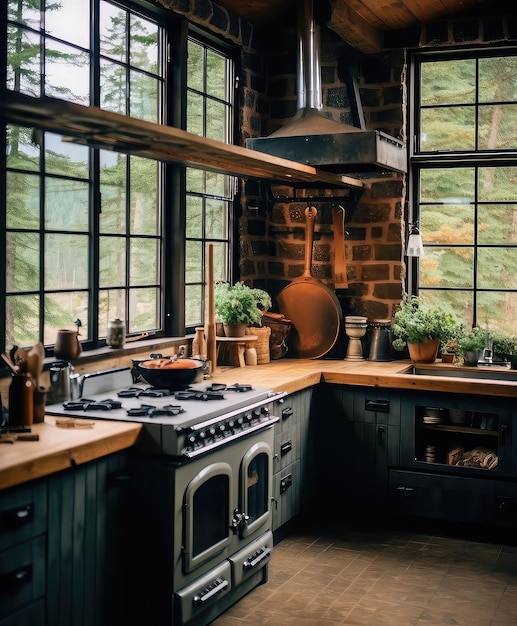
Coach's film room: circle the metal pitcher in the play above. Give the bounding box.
[49,361,81,403]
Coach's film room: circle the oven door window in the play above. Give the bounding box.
[183,462,231,574]
[240,441,272,539]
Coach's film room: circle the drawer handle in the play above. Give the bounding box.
[281,407,293,420]
[2,504,34,529]
[280,441,292,455]
[1,564,32,591]
[395,486,415,498]
[280,474,292,493]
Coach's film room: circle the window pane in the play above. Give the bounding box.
[6,172,40,229]
[418,289,474,328]
[6,232,40,291]
[478,204,517,244]
[206,49,227,99]
[44,233,88,289]
[420,168,475,203]
[130,14,158,72]
[6,125,40,171]
[130,238,160,285]
[45,132,89,177]
[478,166,517,201]
[420,106,476,151]
[45,40,90,104]
[100,2,126,62]
[420,204,474,246]
[185,284,202,327]
[129,287,160,332]
[420,246,473,288]
[45,179,89,231]
[129,70,159,122]
[100,59,127,114]
[187,91,204,135]
[187,40,203,91]
[44,0,90,48]
[8,0,41,27]
[6,295,40,348]
[186,240,202,283]
[421,59,476,105]
[130,157,159,235]
[44,292,89,343]
[479,56,517,102]
[206,99,227,142]
[100,151,127,233]
[478,104,517,149]
[476,291,517,332]
[186,197,203,238]
[99,236,126,287]
[477,248,517,289]
[99,288,126,336]
[7,25,40,96]
[206,199,227,239]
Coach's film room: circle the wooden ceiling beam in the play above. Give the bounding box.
[328,0,384,54]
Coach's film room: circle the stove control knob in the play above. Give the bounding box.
[227,419,235,429]
[208,426,216,436]
[217,423,225,433]
[187,434,197,445]
[198,430,206,441]
[245,412,253,423]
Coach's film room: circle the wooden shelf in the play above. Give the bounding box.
[0,90,364,190]
[422,424,498,436]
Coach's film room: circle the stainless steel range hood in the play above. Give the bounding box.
[246,0,407,174]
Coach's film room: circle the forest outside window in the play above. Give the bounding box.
[410,51,517,332]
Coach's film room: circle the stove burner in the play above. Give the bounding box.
[174,390,225,401]
[127,404,186,417]
[205,383,253,393]
[63,398,123,411]
[117,387,174,398]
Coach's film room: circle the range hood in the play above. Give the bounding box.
[246,0,407,174]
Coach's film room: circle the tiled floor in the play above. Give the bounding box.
[211,522,517,625]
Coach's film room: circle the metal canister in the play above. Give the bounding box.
[107,318,126,348]
[368,319,395,361]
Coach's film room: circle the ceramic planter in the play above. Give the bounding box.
[407,338,440,364]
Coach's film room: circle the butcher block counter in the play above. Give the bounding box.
[2,357,517,491]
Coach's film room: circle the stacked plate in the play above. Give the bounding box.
[422,407,444,425]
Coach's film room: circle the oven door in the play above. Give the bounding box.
[181,430,274,576]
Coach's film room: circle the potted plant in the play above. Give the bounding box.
[214,281,272,337]
[391,296,460,364]
[491,331,517,368]
[458,327,487,366]
[440,323,466,363]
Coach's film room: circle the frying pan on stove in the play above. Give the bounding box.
[276,206,343,359]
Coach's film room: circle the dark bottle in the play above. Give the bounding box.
[9,373,35,426]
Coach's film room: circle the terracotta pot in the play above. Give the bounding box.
[441,352,455,363]
[408,338,440,364]
[223,323,248,337]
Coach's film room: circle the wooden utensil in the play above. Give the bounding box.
[276,206,343,358]
[332,205,348,289]
[205,243,217,372]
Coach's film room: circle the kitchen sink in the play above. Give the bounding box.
[403,365,517,381]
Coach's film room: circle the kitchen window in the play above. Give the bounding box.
[2,0,236,353]
[408,50,517,331]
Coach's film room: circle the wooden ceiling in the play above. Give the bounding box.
[216,0,491,53]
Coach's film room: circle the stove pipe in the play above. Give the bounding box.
[246,0,407,174]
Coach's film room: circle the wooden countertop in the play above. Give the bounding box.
[2,357,517,491]
[209,358,517,398]
[0,416,141,491]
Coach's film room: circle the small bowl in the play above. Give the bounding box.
[137,358,204,390]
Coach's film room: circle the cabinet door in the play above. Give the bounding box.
[46,451,131,626]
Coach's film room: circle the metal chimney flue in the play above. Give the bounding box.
[246,0,407,174]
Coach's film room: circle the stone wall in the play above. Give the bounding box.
[157,0,516,320]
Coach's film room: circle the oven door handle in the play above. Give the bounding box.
[193,577,229,605]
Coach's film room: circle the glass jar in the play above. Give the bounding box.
[107,318,126,348]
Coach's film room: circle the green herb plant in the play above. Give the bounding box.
[214,282,272,326]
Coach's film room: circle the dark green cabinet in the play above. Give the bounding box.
[310,385,400,519]
[0,450,130,626]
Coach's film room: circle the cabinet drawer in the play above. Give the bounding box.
[0,483,47,552]
[389,469,517,527]
[273,425,298,472]
[272,459,301,531]
[0,537,46,619]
